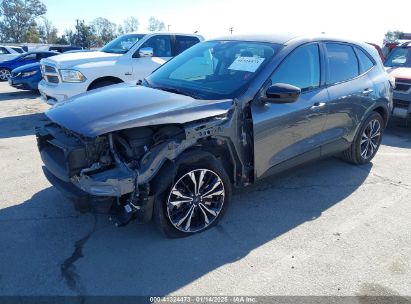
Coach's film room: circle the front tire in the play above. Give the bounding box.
[0,68,11,81]
[342,111,384,165]
[154,157,232,238]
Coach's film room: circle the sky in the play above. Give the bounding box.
[42,0,411,45]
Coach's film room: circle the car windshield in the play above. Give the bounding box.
[101,34,145,54]
[384,47,411,67]
[145,40,280,99]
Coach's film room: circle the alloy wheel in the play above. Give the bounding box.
[166,169,225,233]
[0,69,10,81]
[360,119,381,160]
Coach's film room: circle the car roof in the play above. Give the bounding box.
[25,51,60,55]
[210,33,302,44]
[208,33,371,48]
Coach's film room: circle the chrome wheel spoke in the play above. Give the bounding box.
[203,189,225,199]
[198,170,206,194]
[371,132,381,139]
[177,205,195,227]
[172,189,192,201]
[188,172,198,195]
[199,204,210,225]
[184,207,196,231]
[201,180,222,198]
[199,203,217,217]
[169,198,193,207]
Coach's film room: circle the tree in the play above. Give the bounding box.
[147,17,165,32]
[123,16,139,33]
[384,30,402,43]
[23,21,40,42]
[91,17,117,46]
[0,0,47,42]
[54,35,69,45]
[39,17,58,44]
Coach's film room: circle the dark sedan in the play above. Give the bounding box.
[0,51,59,81]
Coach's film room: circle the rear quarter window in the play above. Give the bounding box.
[325,43,360,84]
[356,47,375,73]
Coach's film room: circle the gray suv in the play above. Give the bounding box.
[36,34,393,237]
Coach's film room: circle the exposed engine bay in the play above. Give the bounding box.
[36,108,251,226]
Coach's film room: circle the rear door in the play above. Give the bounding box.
[131,34,173,82]
[173,35,201,56]
[322,43,376,154]
[252,43,329,178]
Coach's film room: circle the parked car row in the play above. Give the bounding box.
[0,45,25,61]
[34,33,393,237]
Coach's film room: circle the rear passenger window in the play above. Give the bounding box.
[325,43,359,84]
[175,36,200,55]
[356,47,374,73]
[271,44,320,92]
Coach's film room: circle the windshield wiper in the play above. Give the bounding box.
[155,86,200,99]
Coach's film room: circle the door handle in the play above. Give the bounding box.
[311,102,326,110]
[362,88,374,96]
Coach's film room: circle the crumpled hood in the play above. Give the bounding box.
[40,51,122,69]
[46,84,233,137]
[385,67,411,80]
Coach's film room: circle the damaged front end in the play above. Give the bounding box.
[36,111,235,226]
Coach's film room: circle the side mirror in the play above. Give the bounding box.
[138,47,154,58]
[264,83,301,104]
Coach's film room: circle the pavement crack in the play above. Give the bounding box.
[61,214,97,294]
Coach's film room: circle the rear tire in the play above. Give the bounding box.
[153,156,232,238]
[342,111,384,165]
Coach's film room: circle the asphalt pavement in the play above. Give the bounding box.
[0,82,410,298]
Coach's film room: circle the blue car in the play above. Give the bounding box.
[8,63,43,90]
[0,51,59,81]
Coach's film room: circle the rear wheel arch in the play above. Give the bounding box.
[87,76,124,91]
[373,106,388,126]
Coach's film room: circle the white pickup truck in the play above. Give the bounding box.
[39,32,203,105]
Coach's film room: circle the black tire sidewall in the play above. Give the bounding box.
[153,156,232,238]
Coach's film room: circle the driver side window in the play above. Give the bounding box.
[271,44,320,92]
[140,35,172,57]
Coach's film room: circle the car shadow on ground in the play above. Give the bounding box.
[0,89,39,101]
[384,119,411,149]
[0,158,372,296]
[0,112,48,139]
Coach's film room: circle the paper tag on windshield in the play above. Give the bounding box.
[229,57,265,72]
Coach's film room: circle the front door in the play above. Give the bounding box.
[131,35,173,82]
[252,43,329,178]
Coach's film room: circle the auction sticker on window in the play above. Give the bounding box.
[228,57,265,72]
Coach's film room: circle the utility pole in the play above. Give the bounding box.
[76,19,80,47]
[168,25,171,32]
[229,27,234,35]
